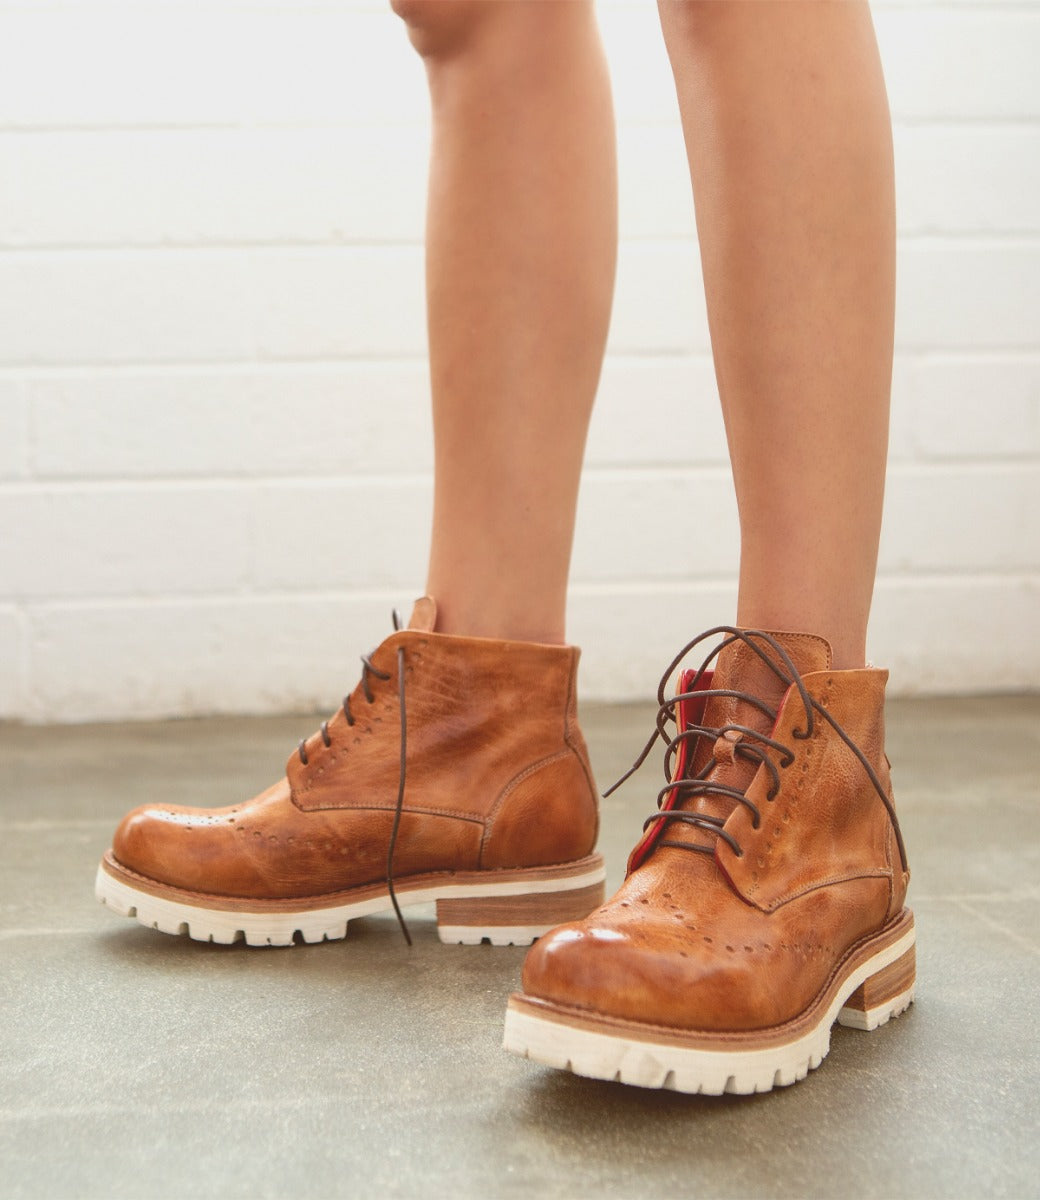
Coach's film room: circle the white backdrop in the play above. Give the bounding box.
[0,0,1037,721]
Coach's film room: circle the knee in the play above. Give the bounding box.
[390,0,497,61]
[658,0,733,51]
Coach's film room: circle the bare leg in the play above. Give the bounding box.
[393,0,617,645]
[509,3,908,1093]
[658,0,896,668]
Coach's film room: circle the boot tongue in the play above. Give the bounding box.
[684,630,832,823]
[407,596,437,633]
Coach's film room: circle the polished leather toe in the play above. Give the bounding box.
[111,784,284,895]
[522,847,892,1032]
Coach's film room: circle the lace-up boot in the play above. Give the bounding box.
[504,627,913,1093]
[96,598,604,946]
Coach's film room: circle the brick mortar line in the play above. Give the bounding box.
[0,346,1036,370]
[0,349,721,370]
[0,234,1039,255]
[0,115,1039,135]
[0,349,1034,378]
[4,573,1037,613]
[0,121,429,134]
[0,467,755,493]
[1,461,1036,493]
[4,231,1040,253]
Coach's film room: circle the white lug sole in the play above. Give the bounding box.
[503,916,915,1094]
[95,853,605,948]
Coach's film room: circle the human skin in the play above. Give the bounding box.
[395,0,617,646]
[394,0,895,667]
[658,0,896,668]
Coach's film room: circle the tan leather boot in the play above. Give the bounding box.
[505,626,913,1093]
[96,598,604,946]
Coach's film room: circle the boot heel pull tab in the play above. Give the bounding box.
[406,596,438,632]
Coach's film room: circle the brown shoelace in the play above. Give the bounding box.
[605,627,908,870]
[297,611,413,945]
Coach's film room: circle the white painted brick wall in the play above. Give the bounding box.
[0,0,1037,722]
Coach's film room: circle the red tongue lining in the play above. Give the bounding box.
[672,668,712,789]
[624,632,832,874]
[626,666,714,873]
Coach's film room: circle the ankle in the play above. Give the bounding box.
[734,610,867,671]
[435,608,566,647]
[424,591,566,646]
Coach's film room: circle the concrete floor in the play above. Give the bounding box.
[2,695,1038,1199]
